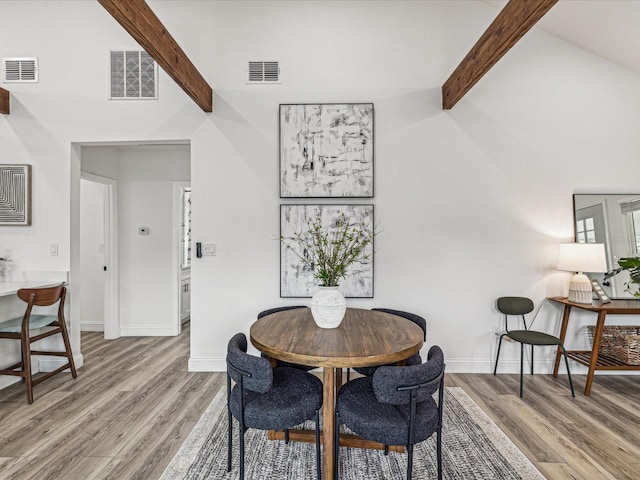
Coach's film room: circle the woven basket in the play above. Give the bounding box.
[587,325,640,365]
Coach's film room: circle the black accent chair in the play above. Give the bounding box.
[257,306,315,371]
[335,346,445,480]
[226,333,323,480]
[349,308,426,379]
[493,296,575,398]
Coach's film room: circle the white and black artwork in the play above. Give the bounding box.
[280,204,374,298]
[279,103,374,198]
[0,164,31,226]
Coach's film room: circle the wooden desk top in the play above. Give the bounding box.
[250,307,424,368]
[548,296,640,314]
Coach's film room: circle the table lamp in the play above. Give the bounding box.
[557,243,607,304]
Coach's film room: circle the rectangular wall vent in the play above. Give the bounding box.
[247,61,280,84]
[3,58,38,83]
[110,50,158,100]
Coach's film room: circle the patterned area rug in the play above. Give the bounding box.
[161,387,543,479]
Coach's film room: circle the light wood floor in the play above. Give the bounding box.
[0,325,638,479]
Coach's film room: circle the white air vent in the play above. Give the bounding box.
[3,58,38,83]
[110,50,158,100]
[247,61,280,84]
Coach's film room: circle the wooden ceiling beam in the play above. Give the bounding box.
[98,0,213,112]
[0,87,9,114]
[442,0,557,110]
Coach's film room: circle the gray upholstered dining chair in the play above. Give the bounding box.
[348,308,426,380]
[335,345,445,480]
[493,296,575,398]
[257,306,316,371]
[226,333,323,480]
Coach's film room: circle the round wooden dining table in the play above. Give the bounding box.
[250,307,424,480]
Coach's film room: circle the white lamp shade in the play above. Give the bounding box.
[557,243,607,273]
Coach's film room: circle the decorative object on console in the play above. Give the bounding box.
[557,243,607,304]
[280,204,374,306]
[0,164,31,226]
[603,257,640,297]
[0,257,11,281]
[587,324,640,365]
[591,279,611,303]
[279,103,374,198]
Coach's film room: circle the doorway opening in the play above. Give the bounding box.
[175,183,191,326]
[73,141,191,348]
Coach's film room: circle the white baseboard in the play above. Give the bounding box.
[187,356,538,374]
[38,353,84,372]
[185,356,640,376]
[0,354,83,391]
[120,326,178,336]
[468,358,640,376]
[0,376,22,390]
[188,356,226,372]
[454,358,590,374]
[81,322,104,332]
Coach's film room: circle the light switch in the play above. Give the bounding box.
[49,243,58,256]
[202,243,216,256]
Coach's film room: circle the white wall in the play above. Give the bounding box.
[2,1,640,375]
[118,147,190,335]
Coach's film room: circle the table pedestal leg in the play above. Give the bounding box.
[585,311,606,396]
[323,367,335,480]
[553,305,571,376]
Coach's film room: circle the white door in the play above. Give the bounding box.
[79,179,107,331]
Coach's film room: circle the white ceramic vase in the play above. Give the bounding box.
[309,286,347,329]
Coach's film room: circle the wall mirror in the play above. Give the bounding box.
[573,193,640,298]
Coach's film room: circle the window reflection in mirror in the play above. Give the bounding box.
[574,194,640,298]
[181,187,192,269]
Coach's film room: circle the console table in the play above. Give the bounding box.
[548,297,640,395]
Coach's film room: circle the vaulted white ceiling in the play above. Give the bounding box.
[486,0,640,73]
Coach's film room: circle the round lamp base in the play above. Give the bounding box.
[568,273,593,304]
